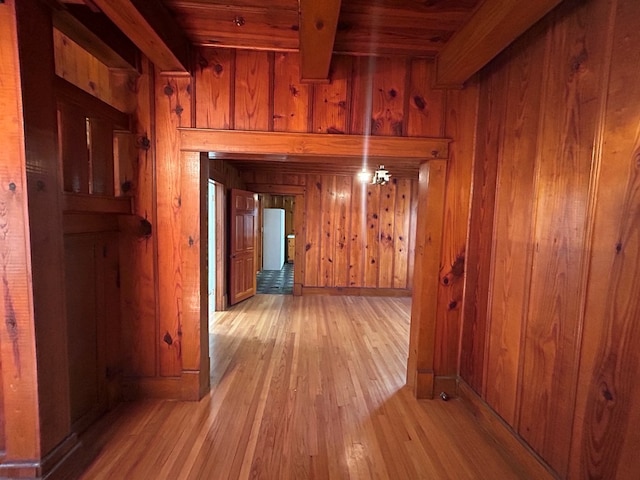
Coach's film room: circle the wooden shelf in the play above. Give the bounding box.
[62,193,133,214]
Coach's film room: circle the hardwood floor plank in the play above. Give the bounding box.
[80,295,551,479]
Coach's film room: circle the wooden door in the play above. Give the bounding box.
[229,189,257,305]
[64,231,120,434]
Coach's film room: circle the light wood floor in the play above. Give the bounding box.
[79,295,551,479]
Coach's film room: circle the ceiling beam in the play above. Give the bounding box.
[298,0,342,83]
[90,0,190,73]
[435,0,563,88]
[180,129,449,160]
[53,6,138,72]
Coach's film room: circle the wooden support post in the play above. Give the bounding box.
[1,0,74,476]
[180,151,210,400]
[407,160,447,399]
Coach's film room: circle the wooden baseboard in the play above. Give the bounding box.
[121,376,183,400]
[457,380,558,480]
[181,370,209,401]
[301,287,411,297]
[413,372,458,399]
[0,433,80,479]
[122,372,209,401]
[414,369,434,398]
[434,375,458,398]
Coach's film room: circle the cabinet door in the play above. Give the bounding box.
[64,231,120,433]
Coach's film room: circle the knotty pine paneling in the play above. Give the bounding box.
[234,50,271,131]
[349,56,373,136]
[458,71,498,394]
[569,1,640,477]
[476,63,512,419]
[517,0,612,473]
[364,182,381,287]
[432,82,478,378]
[249,170,416,290]
[313,56,351,134]
[193,47,445,139]
[155,73,192,378]
[370,57,407,136]
[349,178,367,287]
[273,52,309,132]
[460,0,640,478]
[195,48,233,129]
[407,58,445,137]
[378,179,397,288]
[334,176,352,287]
[120,56,157,378]
[320,175,337,286]
[304,174,322,286]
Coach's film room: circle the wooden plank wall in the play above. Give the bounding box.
[46,38,472,408]
[194,48,444,136]
[242,170,418,290]
[460,0,640,478]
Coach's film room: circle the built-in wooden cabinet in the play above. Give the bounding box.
[64,230,120,434]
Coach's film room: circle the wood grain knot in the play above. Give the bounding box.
[315,20,324,31]
[214,63,224,75]
[140,219,152,238]
[601,386,614,402]
[616,242,622,253]
[305,243,311,252]
[121,180,132,193]
[8,182,16,192]
[414,95,427,110]
[175,105,184,116]
[197,56,209,69]
[164,83,174,96]
[163,332,173,346]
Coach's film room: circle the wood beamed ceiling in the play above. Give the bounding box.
[59,0,567,85]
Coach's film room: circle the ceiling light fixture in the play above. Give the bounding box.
[371,165,391,185]
[357,169,371,183]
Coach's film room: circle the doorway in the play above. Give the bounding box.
[207,179,227,312]
[256,194,295,294]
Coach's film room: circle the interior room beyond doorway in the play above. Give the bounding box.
[257,194,295,295]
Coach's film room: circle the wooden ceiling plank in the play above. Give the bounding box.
[299,0,342,82]
[181,128,449,160]
[90,0,190,73]
[435,0,563,87]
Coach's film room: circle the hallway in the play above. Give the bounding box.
[78,296,550,479]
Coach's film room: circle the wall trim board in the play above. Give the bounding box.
[457,380,558,480]
[245,184,306,195]
[121,376,183,400]
[180,128,450,161]
[301,287,411,297]
[0,433,79,480]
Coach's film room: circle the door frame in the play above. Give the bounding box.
[178,130,450,400]
[247,184,305,295]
